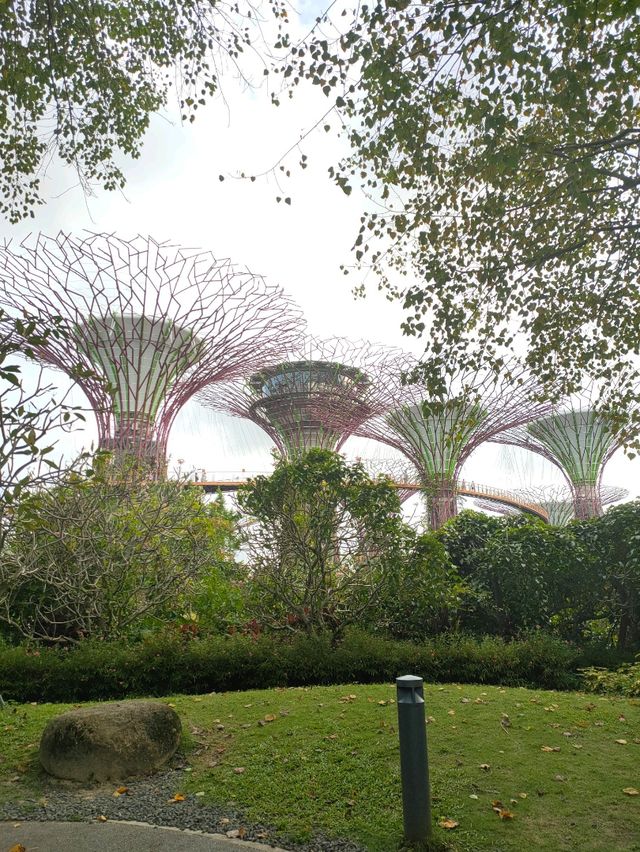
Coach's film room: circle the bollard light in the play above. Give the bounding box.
[396,674,432,843]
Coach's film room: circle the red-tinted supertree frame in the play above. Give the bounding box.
[198,336,404,459]
[0,233,304,471]
[358,354,553,529]
[492,385,638,519]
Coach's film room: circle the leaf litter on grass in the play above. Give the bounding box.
[2,684,640,851]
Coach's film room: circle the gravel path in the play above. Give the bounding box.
[0,755,365,852]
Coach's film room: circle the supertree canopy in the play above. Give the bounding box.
[359,356,552,529]
[0,233,303,469]
[493,388,634,519]
[198,336,402,459]
[475,484,628,525]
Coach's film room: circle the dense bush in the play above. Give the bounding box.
[580,658,640,697]
[436,507,640,648]
[0,629,601,703]
[575,502,640,649]
[361,531,463,641]
[0,464,241,642]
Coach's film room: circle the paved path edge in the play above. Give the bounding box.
[0,818,291,851]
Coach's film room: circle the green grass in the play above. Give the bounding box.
[1,683,640,850]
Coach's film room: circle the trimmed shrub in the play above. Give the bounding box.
[0,630,595,703]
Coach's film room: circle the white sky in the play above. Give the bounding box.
[3,0,638,506]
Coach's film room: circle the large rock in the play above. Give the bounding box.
[39,700,182,782]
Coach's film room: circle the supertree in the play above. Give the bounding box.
[0,233,304,471]
[492,387,636,519]
[358,355,553,529]
[198,336,403,459]
[475,484,628,525]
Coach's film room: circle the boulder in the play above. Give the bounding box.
[39,700,181,782]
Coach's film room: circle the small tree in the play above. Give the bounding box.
[237,449,418,641]
[0,461,239,642]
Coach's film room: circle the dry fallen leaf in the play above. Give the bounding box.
[518,792,528,799]
[491,801,515,820]
[226,828,247,839]
[263,714,276,723]
[9,845,26,852]
[113,786,129,797]
[615,739,628,745]
[469,794,479,800]
[170,793,186,802]
[479,763,491,771]
[97,815,108,822]
[541,746,561,752]
[233,767,245,774]
[623,788,640,796]
[438,818,459,830]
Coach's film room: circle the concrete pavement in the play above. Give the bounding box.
[0,820,290,851]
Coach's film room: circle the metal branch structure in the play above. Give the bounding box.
[359,355,553,529]
[0,233,304,471]
[492,387,636,519]
[198,336,403,459]
[360,457,422,504]
[475,484,629,526]
[473,498,521,519]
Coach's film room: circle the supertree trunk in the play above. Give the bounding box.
[573,481,603,520]
[424,480,457,530]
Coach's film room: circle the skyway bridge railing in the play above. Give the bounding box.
[193,471,549,522]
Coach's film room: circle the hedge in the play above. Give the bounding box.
[0,630,617,703]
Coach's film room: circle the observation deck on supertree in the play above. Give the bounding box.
[491,387,636,520]
[358,355,553,529]
[0,233,304,471]
[198,336,403,459]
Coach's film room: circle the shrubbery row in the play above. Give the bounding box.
[0,630,627,703]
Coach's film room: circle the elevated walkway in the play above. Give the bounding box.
[194,472,549,522]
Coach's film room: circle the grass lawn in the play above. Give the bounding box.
[1,682,639,850]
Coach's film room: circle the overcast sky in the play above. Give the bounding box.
[3,1,638,506]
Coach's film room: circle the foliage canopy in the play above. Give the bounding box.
[0,0,285,221]
[285,1,640,420]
